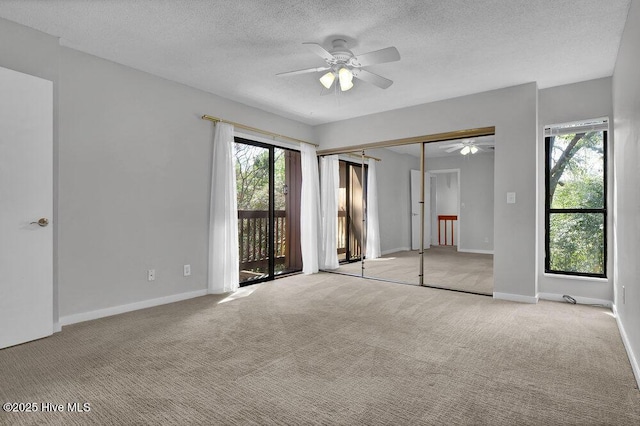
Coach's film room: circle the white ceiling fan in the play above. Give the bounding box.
[439,139,494,155]
[277,39,400,92]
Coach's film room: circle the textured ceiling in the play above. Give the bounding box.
[0,1,631,125]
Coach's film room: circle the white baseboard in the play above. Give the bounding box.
[613,304,640,390]
[59,289,208,327]
[537,292,612,308]
[53,322,62,333]
[457,248,494,255]
[381,246,412,256]
[493,292,538,304]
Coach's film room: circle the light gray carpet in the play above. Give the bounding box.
[1,273,638,425]
[337,246,494,295]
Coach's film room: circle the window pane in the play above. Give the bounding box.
[235,143,270,283]
[548,213,604,275]
[273,149,286,211]
[274,148,302,276]
[549,131,604,209]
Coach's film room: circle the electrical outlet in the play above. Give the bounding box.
[147,269,155,281]
[183,264,191,277]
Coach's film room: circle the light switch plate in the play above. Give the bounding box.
[507,192,516,204]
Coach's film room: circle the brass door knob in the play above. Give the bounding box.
[30,218,49,227]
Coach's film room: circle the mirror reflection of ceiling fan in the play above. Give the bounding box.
[277,39,400,92]
[439,139,494,155]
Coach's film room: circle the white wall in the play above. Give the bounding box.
[435,172,458,216]
[57,47,314,318]
[366,147,419,254]
[314,84,538,301]
[427,153,495,252]
[612,0,640,384]
[537,78,613,301]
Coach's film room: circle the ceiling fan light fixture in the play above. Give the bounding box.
[280,40,399,92]
[338,67,353,91]
[460,146,471,155]
[319,71,335,89]
[470,145,478,154]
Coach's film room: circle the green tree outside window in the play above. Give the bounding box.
[546,130,607,276]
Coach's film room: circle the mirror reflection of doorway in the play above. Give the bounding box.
[420,140,494,295]
[411,170,460,249]
[337,160,366,262]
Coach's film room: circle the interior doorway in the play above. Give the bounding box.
[429,169,460,247]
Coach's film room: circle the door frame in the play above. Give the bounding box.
[234,137,302,287]
[410,169,434,250]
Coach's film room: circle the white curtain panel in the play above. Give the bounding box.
[366,159,381,259]
[208,122,239,294]
[300,143,321,274]
[320,155,340,269]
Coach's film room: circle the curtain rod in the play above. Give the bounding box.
[342,152,381,162]
[201,115,319,147]
[317,150,380,161]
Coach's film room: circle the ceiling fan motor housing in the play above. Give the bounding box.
[330,39,354,65]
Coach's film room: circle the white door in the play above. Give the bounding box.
[0,66,53,349]
[410,170,431,250]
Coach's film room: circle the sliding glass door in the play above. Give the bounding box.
[234,138,302,285]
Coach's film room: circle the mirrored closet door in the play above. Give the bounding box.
[359,148,420,285]
[319,132,496,296]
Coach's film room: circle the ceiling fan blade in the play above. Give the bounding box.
[302,42,335,62]
[276,66,331,77]
[353,46,400,67]
[352,69,393,89]
[438,143,462,149]
[445,146,461,153]
[474,141,494,146]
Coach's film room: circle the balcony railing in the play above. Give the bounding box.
[337,210,361,261]
[338,210,346,256]
[438,215,457,246]
[238,210,286,273]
